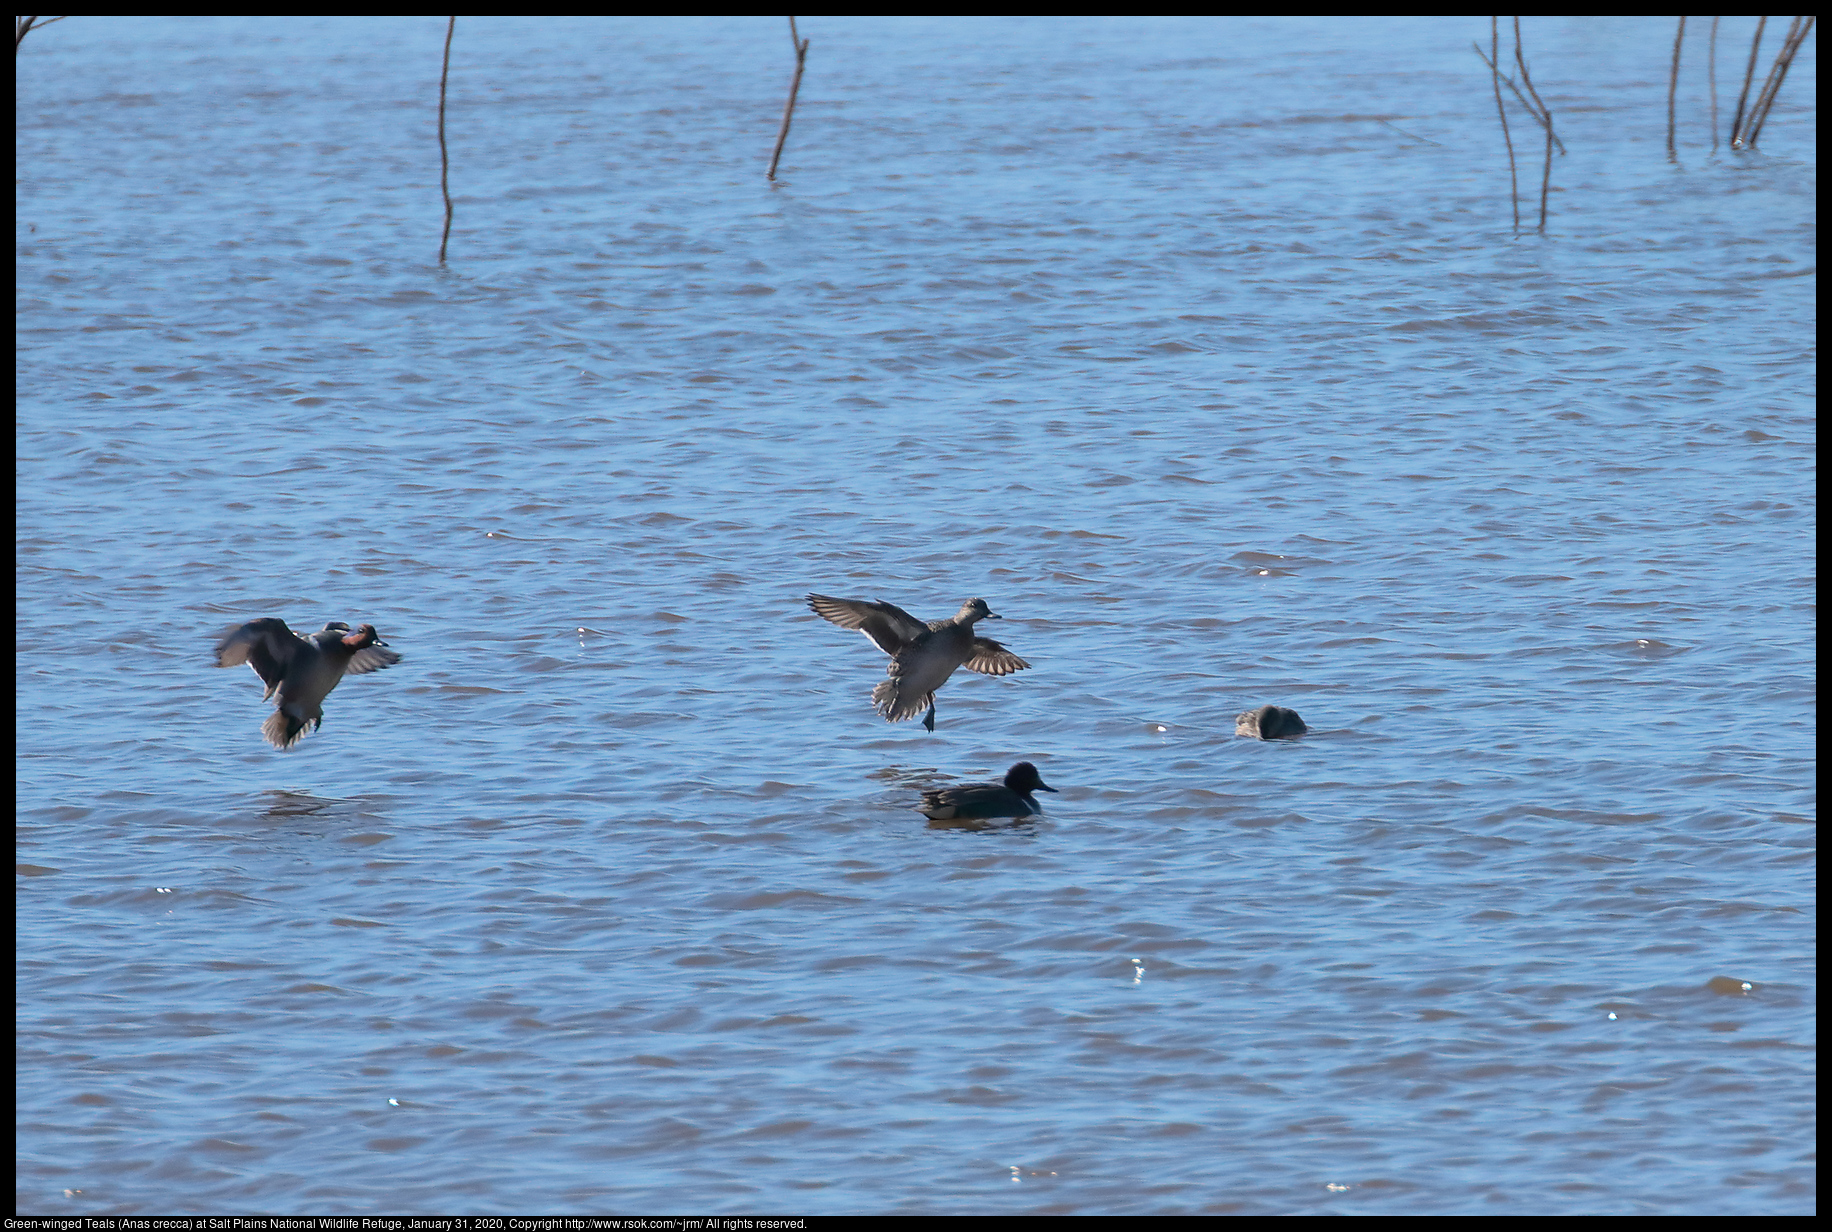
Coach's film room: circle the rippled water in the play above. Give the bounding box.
[16,15,1815,1216]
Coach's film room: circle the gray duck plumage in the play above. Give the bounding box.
[917,761,1058,820]
[214,618,402,749]
[807,593,1030,731]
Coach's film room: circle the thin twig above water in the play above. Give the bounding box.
[767,17,812,181]
[1471,42,1568,156]
[1484,18,1519,233]
[1742,16,1814,149]
[1727,16,1768,148]
[1512,17,1556,233]
[16,15,68,54]
[438,17,456,264]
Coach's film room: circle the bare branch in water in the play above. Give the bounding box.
[767,17,812,181]
[1472,41,1567,155]
[1512,17,1556,233]
[1485,18,1519,233]
[1743,16,1815,149]
[1666,16,1685,162]
[438,17,456,264]
[16,16,69,55]
[1727,16,1768,148]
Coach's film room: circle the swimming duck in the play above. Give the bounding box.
[214,618,402,749]
[1235,704,1307,740]
[917,761,1058,820]
[807,593,1030,731]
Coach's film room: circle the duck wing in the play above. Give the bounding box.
[807,594,930,656]
[345,643,403,675]
[963,636,1030,677]
[214,618,304,698]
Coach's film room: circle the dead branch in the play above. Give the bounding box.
[767,17,811,181]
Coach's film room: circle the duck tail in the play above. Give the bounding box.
[916,791,956,820]
[262,709,315,750]
[871,679,931,724]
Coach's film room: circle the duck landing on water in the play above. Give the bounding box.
[214,618,402,749]
[806,593,1030,731]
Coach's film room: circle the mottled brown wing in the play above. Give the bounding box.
[806,593,930,656]
[963,636,1029,677]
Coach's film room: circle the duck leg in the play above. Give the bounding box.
[923,699,937,732]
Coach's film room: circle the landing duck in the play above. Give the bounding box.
[214,618,402,749]
[807,593,1030,731]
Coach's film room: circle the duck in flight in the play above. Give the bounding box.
[806,593,1030,731]
[214,618,402,749]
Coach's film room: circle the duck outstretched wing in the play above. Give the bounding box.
[807,593,930,656]
[346,643,403,675]
[214,618,303,698]
[963,636,1029,677]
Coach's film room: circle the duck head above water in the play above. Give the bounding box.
[916,760,1059,821]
